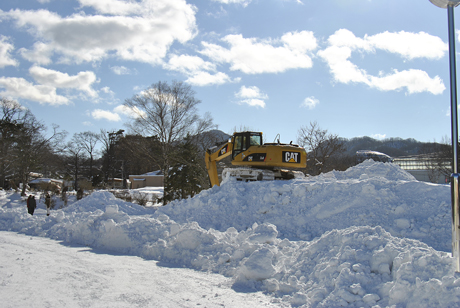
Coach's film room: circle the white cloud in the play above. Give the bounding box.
[78,0,144,16]
[367,31,447,60]
[318,29,447,95]
[235,86,267,108]
[186,71,237,86]
[100,86,117,102]
[327,29,447,60]
[301,96,319,109]
[29,66,98,97]
[2,0,197,65]
[91,109,121,121]
[327,29,372,51]
[0,36,18,68]
[211,0,252,6]
[372,134,386,140]
[370,69,445,94]
[0,77,69,105]
[238,98,265,108]
[200,31,317,74]
[164,54,238,86]
[165,54,216,74]
[210,0,302,6]
[236,85,267,99]
[110,66,131,75]
[317,46,371,85]
[19,42,53,65]
[100,86,114,95]
[113,104,146,119]
[0,66,99,105]
[281,31,317,53]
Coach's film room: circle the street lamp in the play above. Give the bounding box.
[429,0,460,272]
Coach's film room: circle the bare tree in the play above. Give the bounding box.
[420,138,452,182]
[65,137,87,191]
[124,80,215,179]
[97,128,123,185]
[114,134,160,176]
[97,128,111,183]
[74,131,100,181]
[20,123,67,190]
[0,98,67,194]
[297,121,346,175]
[0,98,25,188]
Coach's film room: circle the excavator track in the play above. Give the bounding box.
[222,168,274,183]
[221,168,304,183]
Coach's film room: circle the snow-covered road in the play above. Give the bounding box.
[0,231,277,308]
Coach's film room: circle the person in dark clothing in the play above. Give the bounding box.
[27,195,37,215]
[76,188,83,200]
[27,195,31,214]
[30,196,36,214]
[45,193,51,216]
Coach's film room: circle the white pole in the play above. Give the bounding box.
[447,4,460,272]
[429,0,460,271]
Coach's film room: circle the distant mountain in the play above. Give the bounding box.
[201,129,231,144]
[191,129,231,152]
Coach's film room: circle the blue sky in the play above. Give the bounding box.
[0,0,456,145]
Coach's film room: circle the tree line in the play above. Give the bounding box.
[0,81,219,203]
[1,80,451,204]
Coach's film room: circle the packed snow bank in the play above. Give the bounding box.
[157,160,451,252]
[0,160,459,307]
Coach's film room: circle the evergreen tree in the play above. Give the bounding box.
[163,137,205,203]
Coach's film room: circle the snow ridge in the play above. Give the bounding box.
[157,160,450,251]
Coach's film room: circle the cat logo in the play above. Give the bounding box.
[282,151,300,163]
[218,145,228,156]
[242,153,265,162]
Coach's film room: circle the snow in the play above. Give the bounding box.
[0,232,275,308]
[143,170,163,176]
[1,160,460,307]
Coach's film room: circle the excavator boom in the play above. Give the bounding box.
[205,142,232,187]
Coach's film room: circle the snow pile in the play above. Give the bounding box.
[157,160,451,251]
[0,160,459,307]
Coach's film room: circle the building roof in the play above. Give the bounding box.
[29,178,63,184]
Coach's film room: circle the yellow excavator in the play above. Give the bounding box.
[205,131,307,186]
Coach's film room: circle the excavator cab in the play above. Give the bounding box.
[232,132,262,159]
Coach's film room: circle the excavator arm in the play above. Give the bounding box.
[205,141,233,187]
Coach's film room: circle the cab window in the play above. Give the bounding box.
[250,135,261,146]
[233,135,247,158]
[233,133,262,158]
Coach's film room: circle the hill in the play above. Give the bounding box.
[342,136,437,157]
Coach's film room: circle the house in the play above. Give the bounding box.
[129,170,164,189]
[106,178,128,189]
[28,178,64,191]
